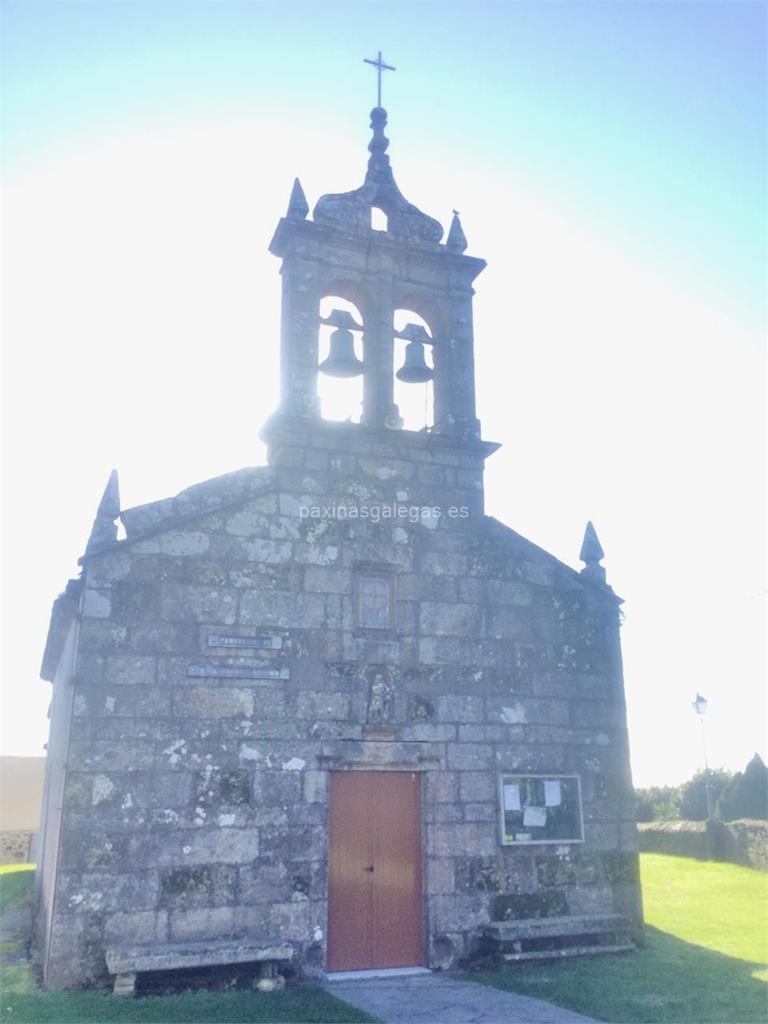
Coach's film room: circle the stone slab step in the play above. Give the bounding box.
[105,937,293,975]
[483,913,630,941]
[501,942,635,962]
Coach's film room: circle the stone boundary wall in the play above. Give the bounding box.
[0,830,34,864]
[637,819,768,871]
[719,820,768,872]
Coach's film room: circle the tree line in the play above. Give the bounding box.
[634,753,767,822]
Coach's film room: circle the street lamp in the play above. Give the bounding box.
[692,692,708,717]
[692,692,713,820]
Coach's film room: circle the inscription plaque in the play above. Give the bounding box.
[207,634,282,650]
[187,664,290,680]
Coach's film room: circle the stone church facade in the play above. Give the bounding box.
[36,104,642,989]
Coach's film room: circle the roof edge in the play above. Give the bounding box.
[483,516,624,604]
[40,578,82,682]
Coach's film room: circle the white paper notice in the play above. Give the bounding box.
[523,805,547,827]
[544,779,562,807]
[503,784,521,811]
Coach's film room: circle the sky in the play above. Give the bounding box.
[1,0,765,787]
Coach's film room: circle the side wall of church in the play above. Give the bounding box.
[44,431,640,988]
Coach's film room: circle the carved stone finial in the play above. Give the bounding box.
[447,211,468,253]
[312,108,443,244]
[286,177,309,221]
[580,521,606,583]
[86,470,120,555]
[366,105,391,165]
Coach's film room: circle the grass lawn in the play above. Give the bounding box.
[464,852,768,1023]
[0,865,36,913]
[0,866,377,1024]
[1,983,377,1024]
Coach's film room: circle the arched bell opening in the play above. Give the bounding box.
[317,296,365,424]
[393,309,434,432]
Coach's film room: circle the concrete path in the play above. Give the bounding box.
[327,972,601,1024]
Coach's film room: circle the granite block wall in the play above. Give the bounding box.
[39,422,641,987]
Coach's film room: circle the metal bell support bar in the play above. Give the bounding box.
[395,323,434,383]
[319,308,364,378]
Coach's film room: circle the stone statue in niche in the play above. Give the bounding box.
[367,673,395,725]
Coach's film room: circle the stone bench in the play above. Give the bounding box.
[105,938,294,996]
[482,912,634,962]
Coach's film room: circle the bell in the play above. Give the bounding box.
[396,332,433,383]
[397,339,434,385]
[319,327,364,378]
[396,341,433,383]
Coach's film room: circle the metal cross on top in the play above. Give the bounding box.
[363,50,396,107]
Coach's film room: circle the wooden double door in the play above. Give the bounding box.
[327,771,424,971]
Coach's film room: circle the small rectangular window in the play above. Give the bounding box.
[355,572,394,631]
[499,774,583,845]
